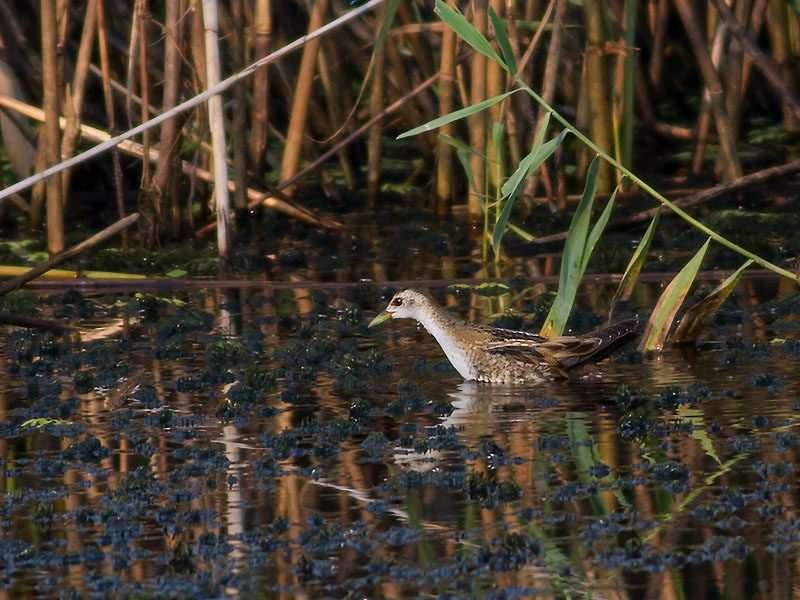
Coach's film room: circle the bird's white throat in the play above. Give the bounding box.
[414,314,475,380]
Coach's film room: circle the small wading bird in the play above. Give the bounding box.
[368,289,640,384]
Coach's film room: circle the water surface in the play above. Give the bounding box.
[1,283,800,599]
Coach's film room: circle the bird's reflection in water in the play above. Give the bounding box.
[395,377,628,470]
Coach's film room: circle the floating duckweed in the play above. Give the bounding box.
[749,372,784,391]
[132,384,162,408]
[348,398,374,422]
[61,436,112,463]
[650,460,691,492]
[462,472,523,506]
[476,533,541,572]
[205,340,249,367]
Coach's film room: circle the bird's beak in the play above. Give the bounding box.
[368,309,392,328]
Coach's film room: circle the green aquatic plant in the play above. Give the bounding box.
[21,418,73,429]
[540,158,619,338]
[400,0,797,344]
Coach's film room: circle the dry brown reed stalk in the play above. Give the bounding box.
[60,0,97,201]
[231,0,249,214]
[766,0,799,131]
[469,0,488,219]
[647,0,670,91]
[716,0,800,122]
[674,0,742,181]
[723,0,749,145]
[150,0,184,239]
[486,0,504,194]
[249,0,271,170]
[690,10,723,176]
[396,1,435,78]
[740,0,768,103]
[133,0,152,183]
[435,0,458,216]
[142,1,185,239]
[385,35,434,157]
[317,49,356,189]
[367,10,386,209]
[582,0,614,192]
[202,0,232,269]
[41,0,64,254]
[96,0,128,247]
[523,0,564,208]
[278,0,330,199]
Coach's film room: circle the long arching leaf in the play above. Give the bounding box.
[398,90,519,139]
[672,259,753,343]
[638,238,710,351]
[493,127,568,252]
[608,206,661,322]
[580,181,620,273]
[489,7,517,74]
[540,156,601,338]
[434,0,503,66]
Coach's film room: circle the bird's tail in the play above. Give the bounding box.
[571,317,640,367]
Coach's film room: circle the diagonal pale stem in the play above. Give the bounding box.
[515,78,797,282]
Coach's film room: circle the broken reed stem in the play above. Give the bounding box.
[0,0,386,206]
[716,0,800,123]
[0,95,334,228]
[674,0,742,181]
[0,213,140,297]
[527,158,800,245]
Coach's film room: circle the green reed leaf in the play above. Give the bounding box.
[438,133,487,159]
[672,259,753,343]
[398,90,519,139]
[493,127,567,253]
[608,206,661,322]
[456,148,478,195]
[434,0,503,66]
[489,7,517,74]
[638,238,710,352]
[540,156,600,338]
[580,180,619,273]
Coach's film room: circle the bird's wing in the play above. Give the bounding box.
[487,327,549,344]
[484,318,639,370]
[484,335,602,367]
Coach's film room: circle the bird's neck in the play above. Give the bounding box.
[414,307,474,379]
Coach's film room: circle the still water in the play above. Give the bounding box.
[1,281,800,599]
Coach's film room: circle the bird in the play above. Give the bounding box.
[368,289,639,384]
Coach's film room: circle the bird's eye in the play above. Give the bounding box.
[391,297,403,307]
